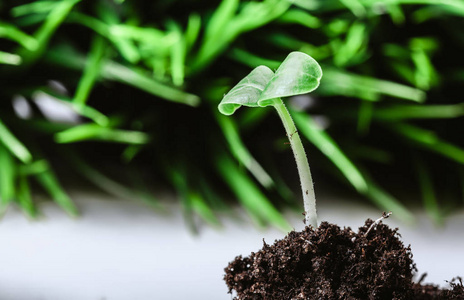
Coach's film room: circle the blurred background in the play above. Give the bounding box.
[0,0,464,299]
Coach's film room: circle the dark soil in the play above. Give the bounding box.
[224,219,463,299]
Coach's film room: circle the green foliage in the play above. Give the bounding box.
[1,0,463,227]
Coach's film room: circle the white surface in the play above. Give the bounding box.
[1,191,463,300]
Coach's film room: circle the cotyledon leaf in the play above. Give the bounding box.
[258,52,323,107]
[218,52,323,114]
[218,65,274,115]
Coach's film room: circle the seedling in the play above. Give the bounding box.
[218,51,322,228]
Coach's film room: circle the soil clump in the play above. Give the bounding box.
[225,219,463,299]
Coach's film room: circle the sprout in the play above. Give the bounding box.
[218,51,323,228]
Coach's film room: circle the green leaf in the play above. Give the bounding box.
[21,0,81,64]
[292,110,368,193]
[35,170,78,217]
[167,21,186,86]
[18,160,49,176]
[339,0,366,17]
[258,52,323,106]
[218,52,322,114]
[460,167,464,205]
[46,45,200,107]
[192,0,290,72]
[333,22,367,67]
[67,153,162,209]
[218,66,274,115]
[357,101,373,135]
[216,153,291,231]
[321,68,426,102]
[55,123,149,144]
[414,156,443,225]
[38,89,109,126]
[122,145,144,162]
[185,14,201,51]
[0,51,22,65]
[229,48,281,70]
[73,36,106,106]
[11,1,56,17]
[0,144,16,211]
[373,103,464,120]
[190,191,221,227]
[126,168,164,210]
[0,22,38,50]
[198,178,231,212]
[277,9,321,28]
[216,113,274,188]
[0,118,32,164]
[17,176,38,218]
[391,123,464,164]
[204,0,239,43]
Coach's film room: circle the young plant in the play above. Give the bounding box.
[218,51,323,228]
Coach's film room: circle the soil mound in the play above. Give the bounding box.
[224,219,463,299]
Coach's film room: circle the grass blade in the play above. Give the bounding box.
[460,167,464,205]
[204,0,239,43]
[105,61,200,106]
[0,51,22,65]
[321,68,426,102]
[185,14,201,51]
[35,170,78,217]
[414,156,443,224]
[198,178,231,212]
[339,0,366,17]
[216,153,291,231]
[229,48,280,70]
[333,21,367,67]
[292,110,368,193]
[165,166,203,231]
[73,36,106,106]
[46,45,200,106]
[0,22,38,50]
[22,0,81,64]
[373,103,464,120]
[293,110,414,221]
[0,118,32,164]
[0,144,16,213]
[122,145,144,163]
[55,123,149,144]
[18,160,49,176]
[11,1,56,17]
[277,9,321,28]
[357,101,373,135]
[17,176,38,218]
[167,21,186,86]
[67,153,162,209]
[190,191,221,227]
[238,107,271,130]
[126,167,163,210]
[391,123,464,164]
[39,89,109,126]
[216,113,274,188]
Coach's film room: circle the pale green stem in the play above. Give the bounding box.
[273,98,317,228]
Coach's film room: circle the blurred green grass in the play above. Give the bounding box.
[0,0,463,228]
